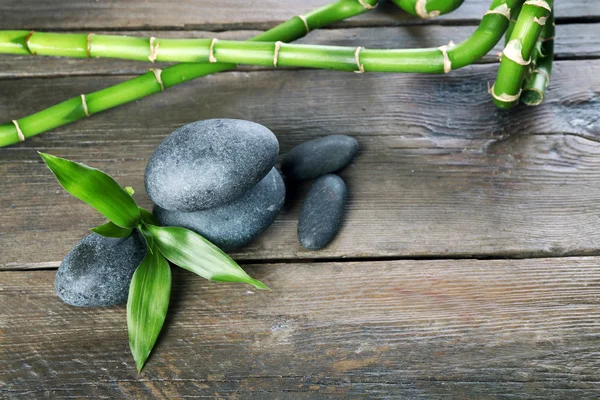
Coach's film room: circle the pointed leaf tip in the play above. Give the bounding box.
[127,245,171,373]
[39,152,141,228]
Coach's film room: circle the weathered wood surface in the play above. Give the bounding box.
[1,0,597,30]
[1,59,600,268]
[2,257,600,398]
[1,1,600,398]
[0,23,597,78]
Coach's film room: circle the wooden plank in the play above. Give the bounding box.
[0,0,597,30]
[0,23,597,78]
[1,60,600,268]
[2,257,600,398]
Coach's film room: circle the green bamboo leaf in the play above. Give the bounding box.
[39,152,140,228]
[91,221,133,238]
[147,225,268,290]
[127,244,171,372]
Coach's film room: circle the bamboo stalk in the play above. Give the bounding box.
[0,0,378,147]
[0,0,517,72]
[521,11,554,106]
[505,0,523,44]
[391,0,464,19]
[490,0,553,109]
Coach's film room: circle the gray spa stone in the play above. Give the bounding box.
[55,233,147,307]
[281,135,358,180]
[154,168,285,251]
[298,174,347,250]
[145,119,279,211]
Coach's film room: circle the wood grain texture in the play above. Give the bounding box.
[2,257,600,398]
[0,0,598,30]
[1,60,600,268]
[0,23,597,78]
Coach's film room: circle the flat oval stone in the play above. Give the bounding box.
[55,233,147,307]
[281,135,358,180]
[145,119,279,211]
[154,168,285,251]
[298,174,347,250]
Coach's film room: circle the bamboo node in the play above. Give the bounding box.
[484,3,511,20]
[354,46,365,73]
[357,0,377,10]
[148,36,160,63]
[533,16,547,25]
[150,68,165,91]
[273,41,283,67]
[209,38,218,63]
[438,42,453,74]
[488,82,522,103]
[86,33,94,58]
[524,0,552,12]
[80,94,90,117]
[416,0,440,19]
[503,39,531,66]
[12,120,25,142]
[24,30,36,55]
[297,15,310,33]
[541,35,555,42]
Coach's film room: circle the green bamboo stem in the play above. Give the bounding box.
[0,0,378,147]
[391,0,464,18]
[0,0,516,72]
[490,0,553,109]
[505,0,523,45]
[521,11,554,106]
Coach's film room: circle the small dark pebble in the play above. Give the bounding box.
[298,174,347,250]
[281,135,358,180]
[55,233,147,307]
[154,168,285,251]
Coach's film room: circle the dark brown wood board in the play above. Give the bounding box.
[0,0,597,30]
[2,258,600,398]
[1,0,600,398]
[1,60,600,268]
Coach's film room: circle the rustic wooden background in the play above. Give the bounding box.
[1,0,600,398]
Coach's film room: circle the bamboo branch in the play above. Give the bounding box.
[0,0,517,73]
[0,0,378,147]
[391,0,464,19]
[490,0,553,109]
[521,11,554,106]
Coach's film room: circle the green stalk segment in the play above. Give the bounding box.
[0,0,378,147]
[391,0,464,18]
[491,0,553,109]
[522,11,554,106]
[505,0,524,45]
[0,0,516,72]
